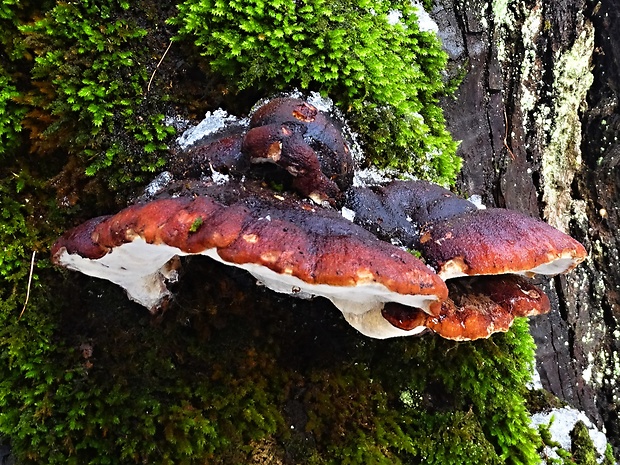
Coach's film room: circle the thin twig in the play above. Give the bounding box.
[19,251,36,320]
[147,39,173,94]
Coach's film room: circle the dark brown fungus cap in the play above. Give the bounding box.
[344,180,478,248]
[244,98,354,201]
[169,126,249,179]
[52,180,447,337]
[344,186,417,245]
[242,123,342,203]
[418,208,588,279]
[380,275,551,340]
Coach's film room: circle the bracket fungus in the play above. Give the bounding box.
[52,97,587,341]
[344,180,587,279]
[52,179,448,338]
[380,275,551,341]
[344,179,586,339]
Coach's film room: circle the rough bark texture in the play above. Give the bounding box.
[432,0,620,450]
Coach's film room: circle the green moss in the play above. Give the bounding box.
[525,387,566,413]
[381,318,541,465]
[18,0,175,189]
[570,421,598,465]
[0,271,286,464]
[189,216,203,233]
[602,444,618,465]
[0,69,25,156]
[169,0,461,185]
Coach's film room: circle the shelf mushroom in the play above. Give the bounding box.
[345,180,587,279]
[344,179,587,339]
[52,179,448,338]
[379,275,551,341]
[52,97,588,341]
[417,208,587,279]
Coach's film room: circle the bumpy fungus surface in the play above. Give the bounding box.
[170,97,353,205]
[345,180,587,279]
[246,98,353,194]
[381,275,551,341]
[53,97,588,340]
[418,208,587,279]
[52,179,448,337]
[171,129,249,178]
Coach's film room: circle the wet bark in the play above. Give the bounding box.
[433,0,620,450]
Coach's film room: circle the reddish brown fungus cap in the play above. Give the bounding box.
[242,123,342,202]
[418,208,588,279]
[52,180,447,318]
[381,275,551,340]
[245,98,354,200]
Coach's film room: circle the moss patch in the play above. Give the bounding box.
[169,0,461,185]
[1,258,544,464]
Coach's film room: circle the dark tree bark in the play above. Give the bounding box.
[433,0,620,450]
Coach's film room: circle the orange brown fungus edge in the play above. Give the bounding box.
[380,275,551,341]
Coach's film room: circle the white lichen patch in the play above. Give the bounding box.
[541,22,594,231]
[386,1,439,33]
[467,194,487,209]
[340,206,356,222]
[176,109,248,150]
[412,1,439,33]
[387,9,403,26]
[141,170,174,199]
[210,169,230,185]
[492,0,515,31]
[492,0,517,61]
[582,351,595,384]
[353,166,416,187]
[519,5,543,120]
[531,407,609,461]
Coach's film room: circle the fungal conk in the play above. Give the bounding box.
[52,97,587,340]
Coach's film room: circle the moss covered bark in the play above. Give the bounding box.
[0,0,611,463]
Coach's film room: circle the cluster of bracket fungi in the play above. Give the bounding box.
[52,97,587,341]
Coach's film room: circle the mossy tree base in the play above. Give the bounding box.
[2,258,541,464]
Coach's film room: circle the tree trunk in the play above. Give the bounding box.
[433,0,620,449]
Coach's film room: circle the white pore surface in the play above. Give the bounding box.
[531,407,608,461]
[56,238,181,309]
[342,305,427,339]
[56,238,441,336]
[525,255,583,276]
[438,254,583,281]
